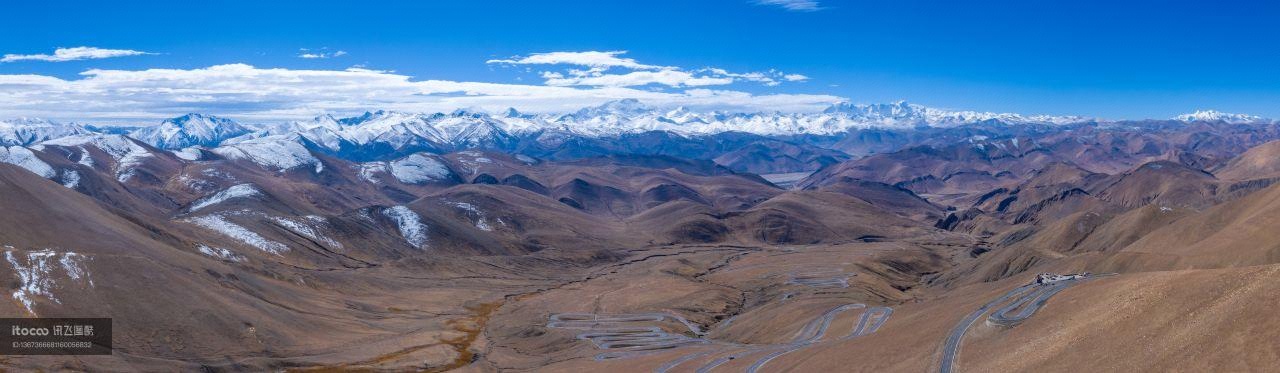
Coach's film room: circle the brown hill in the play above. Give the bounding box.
[1098,179,1280,272]
[1088,160,1220,210]
[1214,139,1280,181]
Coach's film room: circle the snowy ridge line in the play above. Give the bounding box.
[447,201,497,231]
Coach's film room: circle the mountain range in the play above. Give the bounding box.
[4,99,1280,371]
[2,100,1269,176]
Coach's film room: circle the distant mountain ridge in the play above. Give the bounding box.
[8,101,1271,150]
[1173,110,1263,124]
[0,117,90,146]
[1,101,1273,176]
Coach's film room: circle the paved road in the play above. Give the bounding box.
[654,303,892,373]
[939,277,1089,373]
[988,279,1080,326]
[745,306,893,373]
[845,306,893,340]
[787,268,852,288]
[938,284,1036,373]
[548,312,705,334]
[546,312,709,361]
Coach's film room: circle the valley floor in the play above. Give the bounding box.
[5,234,1279,372]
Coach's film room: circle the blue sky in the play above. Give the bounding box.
[2,0,1279,121]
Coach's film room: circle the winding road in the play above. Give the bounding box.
[744,305,893,373]
[988,279,1079,326]
[546,312,709,361]
[786,268,853,288]
[651,303,892,373]
[938,276,1089,373]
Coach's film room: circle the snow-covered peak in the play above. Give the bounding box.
[569,98,654,119]
[338,110,408,126]
[825,100,920,118]
[297,114,343,131]
[1175,110,1265,124]
[131,113,252,150]
[448,107,490,118]
[503,107,528,118]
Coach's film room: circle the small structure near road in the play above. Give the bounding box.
[1035,272,1089,285]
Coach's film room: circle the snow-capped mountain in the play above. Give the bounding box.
[41,134,156,182]
[131,113,252,149]
[333,110,447,148]
[823,100,1088,127]
[14,101,1098,155]
[243,110,522,154]
[0,118,89,146]
[1175,110,1267,124]
[5,100,1269,179]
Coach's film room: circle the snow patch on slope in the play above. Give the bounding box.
[389,153,452,184]
[60,169,80,189]
[455,151,493,174]
[270,216,343,249]
[172,147,202,161]
[4,248,93,315]
[357,162,388,183]
[197,245,245,262]
[76,147,94,167]
[211,135,322,173]
[447,201,494,231]
[187,184,261,212]
[0,146,55,178]
[43,134,153,182]
[185,214,288,255]
[356,154,452,184]
[383,206,428,248]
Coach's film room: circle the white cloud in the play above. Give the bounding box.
[2,47,152,63]
[491,50,810,89]
[0,64,842,122]
[754,0,824,12]
[693,68,809,87]
[488,51,667,70]
[298,49,347,59]
[545,70,734,88]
